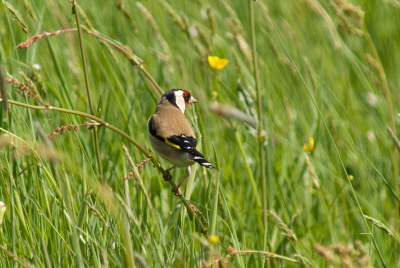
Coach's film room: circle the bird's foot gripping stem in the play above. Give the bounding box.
[172,176,187,196]
[163,172,172,182]
[173,187,182,197]
[163,166,176,181]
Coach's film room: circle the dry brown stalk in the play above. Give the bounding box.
[20,71,43,102]
[15,29,78,49]
[314,241,372,268]
[305,154,320,189]
[47,123,99,140]
[5,76,49,107]
[329,0,364,36]
[314,243,338,264]
[365,53,381,73]
[335,0,364,26]
[268,209,297,241]
[387,125,400,153]
[37,122,101,150]
[0,244,31,268]
[364,215,394,236]
[122,158,151,180]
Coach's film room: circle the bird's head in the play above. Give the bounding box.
[160,89,198,113]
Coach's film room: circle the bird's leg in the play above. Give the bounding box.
[163,166,175,181]
[177,176,187,189]
[174,176,187,196]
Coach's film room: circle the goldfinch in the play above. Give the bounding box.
[148,89,214,195]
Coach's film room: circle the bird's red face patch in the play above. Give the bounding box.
[182,90,191,108]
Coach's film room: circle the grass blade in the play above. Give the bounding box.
[209,144,220,239]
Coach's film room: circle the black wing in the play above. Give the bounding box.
[148,116,165,142]
[167,135,215,169]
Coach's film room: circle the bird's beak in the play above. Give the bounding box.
[189,96,199,103]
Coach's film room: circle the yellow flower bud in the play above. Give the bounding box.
[208,235,218,244]
[302,137,314,153]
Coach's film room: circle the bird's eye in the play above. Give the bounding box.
[183,95,189,101]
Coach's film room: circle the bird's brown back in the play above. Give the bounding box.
[151,102,195,138]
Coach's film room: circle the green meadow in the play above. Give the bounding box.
[0,0,399,267]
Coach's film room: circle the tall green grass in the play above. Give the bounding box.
[1,0,400,267]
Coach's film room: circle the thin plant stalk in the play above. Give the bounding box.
[209,145,221,238]
[10,163,16,268]
[120,217,135,268]
[235,130,262,208]
[249,3,269,267]
[72,0,103,179]
[209,176,219,236]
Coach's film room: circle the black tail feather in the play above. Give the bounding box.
[194,157,215,169]
[187,150,215,169]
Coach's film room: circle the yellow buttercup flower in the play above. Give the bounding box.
[302,137,314,153]
[208,235,219,244]
[349,175,354,181]
[208,56,228,70]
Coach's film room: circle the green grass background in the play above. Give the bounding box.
[0,0,400,267]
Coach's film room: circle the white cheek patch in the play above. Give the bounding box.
[174,90,186,113]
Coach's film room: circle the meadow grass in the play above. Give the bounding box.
[0,0,400,267]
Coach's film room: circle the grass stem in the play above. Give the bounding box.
[72,1,103,179]
[249,3,269,267]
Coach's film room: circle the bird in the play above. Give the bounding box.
[147,89,215,195]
